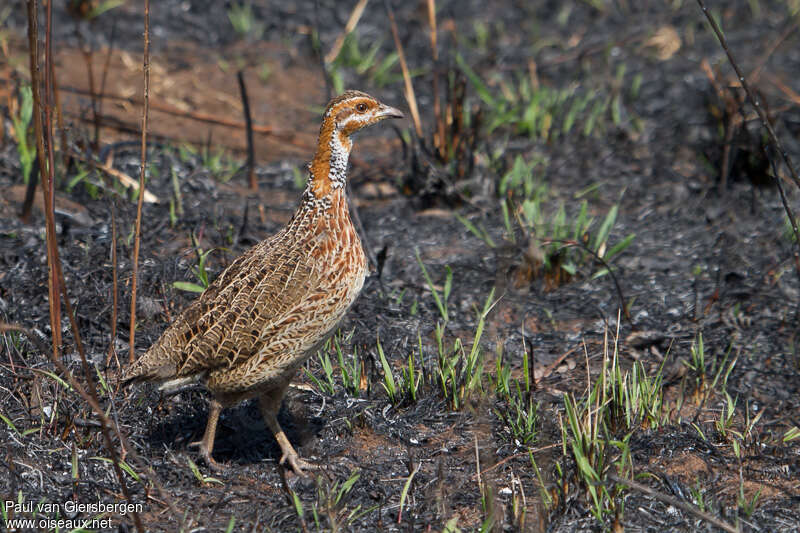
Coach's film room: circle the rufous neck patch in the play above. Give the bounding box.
[309,117,352,198]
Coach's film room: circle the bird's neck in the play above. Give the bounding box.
[308,119,352,198]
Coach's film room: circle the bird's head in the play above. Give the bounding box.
[324,90,404,137]
[308,91,403,197]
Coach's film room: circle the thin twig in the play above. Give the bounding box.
[696,0,800,191]
[474,433,482,495]
[106,201,120,369]
[62,108,313,156]
[58,86,303,140]
[96,17,118,149]
[237,70,257,191]
[0,324,50,356]
[748,22,796,84]
[26,0,61,360]
[129,0,151,363]
[43,0,57,223]
[426,0,445,160]
[66,148,159,203]
[606,472,739,533]
[470,443,561,480]
[49,31,67,170]
[537,345,579,384]
[527,339,536,396]
[768,73,800,105]
[19,154,39,222]
[324,0,369,64]
[78,26,99,150]
[384,0,422,137]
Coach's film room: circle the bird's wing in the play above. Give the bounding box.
[126,226,328,382]
[121,238,266,383]
[173,229,327,376]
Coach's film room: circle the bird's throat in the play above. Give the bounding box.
[309,125,352,198]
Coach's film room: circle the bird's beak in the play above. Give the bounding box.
[377,104,404,120]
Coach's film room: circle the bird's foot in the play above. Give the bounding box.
[280,451,318,476]
[188,441,227,472]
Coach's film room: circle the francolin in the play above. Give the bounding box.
[123,91,403,474]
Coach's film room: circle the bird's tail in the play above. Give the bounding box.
[119,350,177,386]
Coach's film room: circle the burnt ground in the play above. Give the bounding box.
[1,1,800,531]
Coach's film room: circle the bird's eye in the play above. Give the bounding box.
[355,103,368,113]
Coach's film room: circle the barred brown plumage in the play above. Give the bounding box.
[122,91,403,474]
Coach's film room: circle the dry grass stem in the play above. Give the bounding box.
[129,0,151,363]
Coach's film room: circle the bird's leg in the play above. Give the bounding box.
[258,386,318,475]
[189,398,225,471]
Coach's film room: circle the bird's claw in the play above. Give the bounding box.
[188,440,227,472]
[280,452,318,476]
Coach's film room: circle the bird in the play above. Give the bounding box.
[122,90,403,474]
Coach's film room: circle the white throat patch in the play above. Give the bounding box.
[328,129,352,189]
